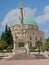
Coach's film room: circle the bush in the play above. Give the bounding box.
[30,46,36,52]
[43,46,49,51]
[43,38,49,51]
[7,44,13,51]
[0,40,8,50]
[0,50,3,53]
[6,49,13,52]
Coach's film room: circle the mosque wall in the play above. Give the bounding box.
[11,24,45,47]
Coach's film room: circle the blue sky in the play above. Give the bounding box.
[0,0,49,38]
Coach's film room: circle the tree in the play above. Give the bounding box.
[4,24,10,44]
[0,40,7,50]
[1,32,5,41]
[1,24,13,45]
[1,24,8,41]
[7,27,13,45]
[36,40,42,54]
[44,38,49,51]
[1,24,14,50]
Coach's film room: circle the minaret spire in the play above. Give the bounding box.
[19,2,23,29]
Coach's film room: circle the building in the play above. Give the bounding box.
[11,2,45,54]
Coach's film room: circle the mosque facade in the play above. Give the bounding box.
[11,3,45,54]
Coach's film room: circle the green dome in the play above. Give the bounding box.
[24,16,37,25]
[11,16,37,26]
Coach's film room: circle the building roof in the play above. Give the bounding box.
[24,16,37,25]
[11,16,37,26]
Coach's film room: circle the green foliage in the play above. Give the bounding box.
[36,40,42,54]
[0,24,14,51]
[7,44,13,50]
[30,46,36,52]
[44,38,49,51]
[7,27,13,45]
[0,40,8,50]
[1,24,13,45]
[0,49,12,53]
[1,32,6,41]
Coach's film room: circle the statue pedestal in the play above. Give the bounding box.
[44,51,48,58]
[12,52,16,55]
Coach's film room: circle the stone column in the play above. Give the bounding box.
[13,42,16,55]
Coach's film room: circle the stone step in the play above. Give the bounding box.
[5,54,47,60]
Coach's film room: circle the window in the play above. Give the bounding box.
[35,37,37,41]
[30,43,32,47]
[33,32,34,35]
[40,37,42,41]
[18,42,25,47]
[30,36,32,40]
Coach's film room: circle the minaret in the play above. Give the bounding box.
[19,2,24,29]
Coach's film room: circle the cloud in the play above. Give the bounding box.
[24,7,36,17]
[1,8,19,26]
[35,5,49,24]
[0,5,49,37]
[44,28,49,34]
[1,7,37,27]
[1,5,49,27]
[0,7,37,35]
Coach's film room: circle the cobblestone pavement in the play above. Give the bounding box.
[0,59,49,65]
[0,53,49,65]
[0,54,49,65]
[5,53,47,60]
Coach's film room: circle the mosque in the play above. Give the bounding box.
[11,3,45,54]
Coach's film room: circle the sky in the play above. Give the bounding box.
[0,0,49,38]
